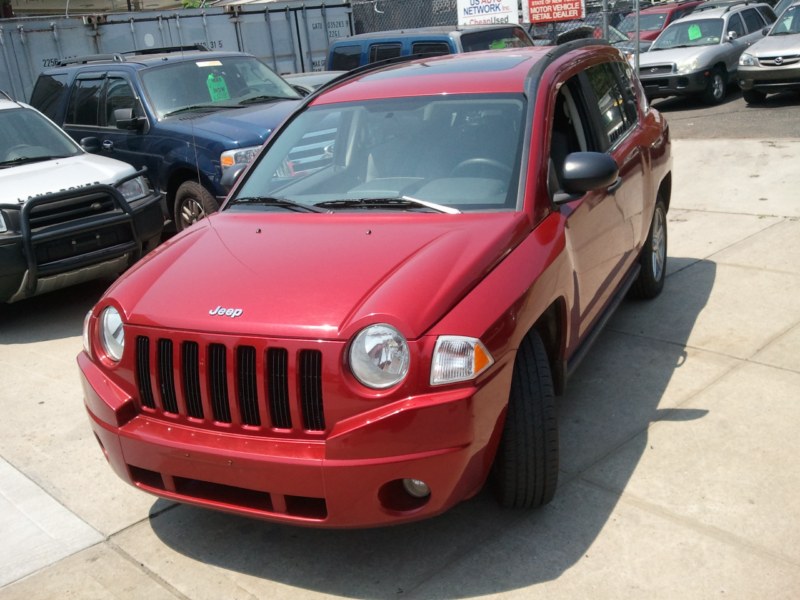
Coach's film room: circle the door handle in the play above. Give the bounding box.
[102,140,114,150]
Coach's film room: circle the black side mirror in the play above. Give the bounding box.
[114,108,145,130]
[80,137,101,153]
[554,152,619,204]
[292,84,311,97]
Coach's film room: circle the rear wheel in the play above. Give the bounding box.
[702,67,727,105]
[742,89,766,104]
[492,331,559,509]
[174,181,219,232]
[631,197,667,299]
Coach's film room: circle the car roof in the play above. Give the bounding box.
[331,24,525,43]
[637,0,704,14]
[311,45,603,104]
[51,47,252,72]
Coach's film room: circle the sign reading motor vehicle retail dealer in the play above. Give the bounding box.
[457,0,519,25]
[521,0,586,23]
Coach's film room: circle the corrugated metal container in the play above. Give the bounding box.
[0,1,352,101]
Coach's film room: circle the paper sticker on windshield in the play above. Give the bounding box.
[489,39,508,49]
[196,60,223,67]
[688,24,702,41]
[207,73,230,101]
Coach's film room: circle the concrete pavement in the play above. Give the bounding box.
[1,139,799,599]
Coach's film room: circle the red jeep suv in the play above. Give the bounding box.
[78,40,672,528]
[618,0,704,41]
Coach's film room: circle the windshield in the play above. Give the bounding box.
[618,13,668,33]
[0,107,81,167]
[141,55,301,119]
[771,6,800,34]
[230,94,525,214]
[651,18,724,49]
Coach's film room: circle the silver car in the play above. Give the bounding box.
[637,3,776,103]
[738,1,800,102]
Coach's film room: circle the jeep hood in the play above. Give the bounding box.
[108,211,529,340]
[162,99,300,145]
[0,153,135,204]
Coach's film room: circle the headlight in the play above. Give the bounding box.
[431,336,494,386]
[221,145,262,174]
[116,175,150,202]
[675,58,700,75]
[739,53,757,67]
[349,324,410,389]
[100,306,125,362]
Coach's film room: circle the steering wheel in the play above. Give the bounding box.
[450,157,512,178]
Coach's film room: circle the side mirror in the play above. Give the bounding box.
[292,84,311,97]
[114,107,145,130]
[80,137,101,153]
[554,152,619,203]
[220,163,247,191]
[726,31,739,42]
[762,26,770,35]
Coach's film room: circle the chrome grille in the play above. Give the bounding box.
[134,336,326,432]
[759,55,800,67]
[640,64,673,76]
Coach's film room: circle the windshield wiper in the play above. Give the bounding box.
[238,95,292,106]
[162,104,228,117]
[315,196,460,214]
[227,195,328,213]
[0,155,61,167]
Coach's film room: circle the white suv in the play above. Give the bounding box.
[0,93,164,303]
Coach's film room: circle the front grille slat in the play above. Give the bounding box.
[209,344,231,423]
[158,339,178,413]
[133,335,324,436]
[300,350,325,431]
[267,348,292,429]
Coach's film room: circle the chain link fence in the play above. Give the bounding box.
[350,0,459,33]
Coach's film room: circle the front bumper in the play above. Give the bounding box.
[638,69,711,98]
[79,351,511,528]
[0,177,163,303]
[738,63,800,93]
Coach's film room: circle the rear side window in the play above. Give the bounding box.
[329,45,361,71]
[369,43,402,62]
[460,27,533,51]
[584,62,635,147]
[29,73,68,121]
[411,42,451,56]
[741,8,767,32]
[65,78,103,126]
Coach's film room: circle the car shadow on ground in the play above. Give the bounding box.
[650,91,743,112]
[0,278,112,344]
[146,258,718,598]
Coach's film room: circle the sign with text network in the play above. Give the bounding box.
[457,0,519,25]
[521,0,586,24]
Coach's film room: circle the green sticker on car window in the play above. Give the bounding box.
[207,73,230,102]
[688,24,702,41]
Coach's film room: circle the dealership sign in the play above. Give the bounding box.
[457,0,519,25]
[521,0,586,23]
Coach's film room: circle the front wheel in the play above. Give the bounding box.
[492,331,559,509]
[702,68,727,105]
[742,89,766,105]
[631,197,667,299]
[174,181,219,232]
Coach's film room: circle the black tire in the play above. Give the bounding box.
[702,67,727,105]
[492,331,559,509]
[742,89,766,105]
[174,181,219,232]
[631,197,667,299]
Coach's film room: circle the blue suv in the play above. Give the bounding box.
[30,46,301,231]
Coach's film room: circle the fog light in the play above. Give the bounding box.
[402,478,430,498]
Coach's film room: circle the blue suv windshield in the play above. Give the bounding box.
[141,55,300,119]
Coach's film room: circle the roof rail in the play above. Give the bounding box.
[59,53,125,66]
[120,44,209,56]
